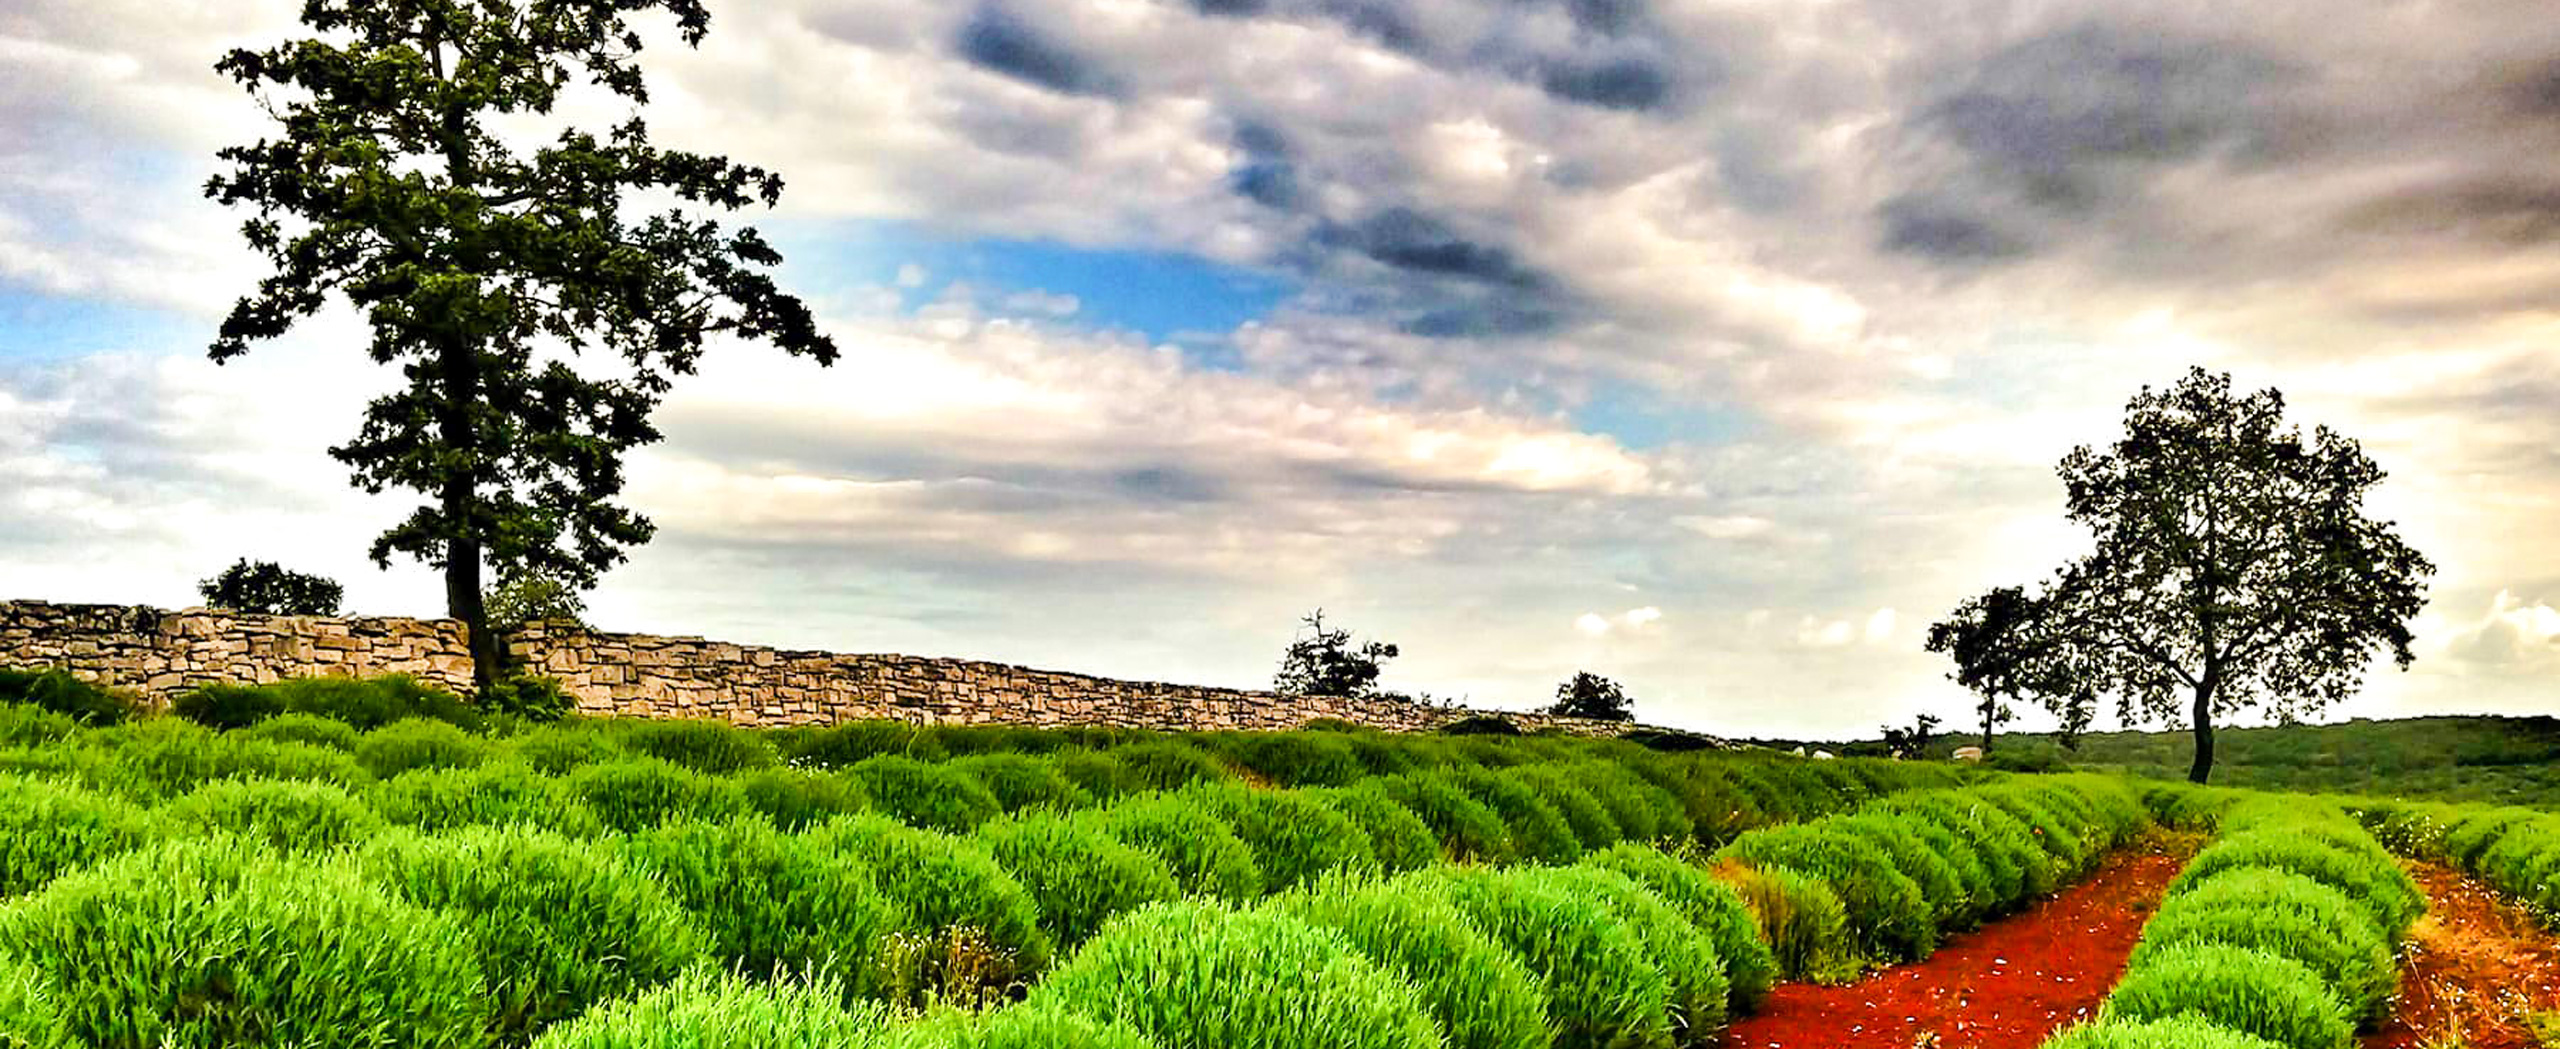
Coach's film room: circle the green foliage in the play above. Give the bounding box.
[1583,844,1777,1011]
[1184,781,1376,889]
[527,970,888,1049]
[1447,765,1583,863]
[510,721,627,773]
[1,837,489,1048]
[618,817,905,993]
[808,814,1052,995]
[1270,875,1551,1049]
[1560,761,1690,844]
[1715,822,1936,963]
[358,824,706,1041]
[781,720,948,768]
[1305,783,1441,873]
[848,755,1004,833]
[1542,866,1731,1041]
[2043,1017,2290,1049]
[618,718,776,774]
[1050,749,1139,800]
[976,813,1182,951]
[1547,671,1633,722]
[169,682,282,730]
[196,558,343,616]
[484,675,576,721]
[1271,610,1401,700]
[2165,832,2421,934]
[485,569,588,634]
[368,759,605,836]
[2136,869,2398,1023]
[568,756,750,833]
[736,766,871,831]
[1029,901,1441,1049]
[236,711,362,750]
[1219,731,1364,787]
[1087,795,1265,902]
[1107,741,1231,792]
[355,716,491,778]
[0,703,76,750]
[176,674,481,732]
[883,1002,1152,1049]
[1874,790,2056,900]
[85,718,367,801]
[2030,716,2560,808]
[1505,765,1624,850]
[950,753,1094,812]
[1373,771,1516,863]
[0,773,156,898]
[1829,812,1976,930]
[1404,866,1675,1049]
[0,957,66,1049]
[159,778,385,854]
[0,669,135,728]
[2102,944,2352,1049]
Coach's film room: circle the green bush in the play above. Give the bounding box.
[977,813,1182,950]
[0,703,75,750]
[1711,861,1855,983]
[1977,787,2091,874]
[0,773,156,899]
[1086,796,1265,902]
[1830,812,1978,930]
[355,717,490,778]
[1403,866,1675,1049]
[782,720,948,767]
[1,837,489,1048]
[1562,761,1691,844]
[159,778,384,854]
[528,970,889,1049]
[884,1002,1152,1049]
[809,814,1052,1000]
[1505,766,1625,850]
[1050,749,1139,800]
[950,753,1094,813]
[0,669,135,727]
[358,824,705,1041]
[1270,875,1551,1049]
[1185,781,1376,889]
[1027,900,1441,1049]
[86,719,368,801]
[921,724,1075,757]
[849,755,1005,833]
[619,817,906,993]
[1543,866,1732,1041]
[484,674,575,721]
[368,760,607,836]
[1447,765,1582,863]
[1305,784,1441,872]
[1108,741,1231,791]
[1373,772,1516,862]
[619,718,777,774]
[2137,869,2397,1023]
[1221,732,1364,787]
[737,767,871,831]
[2103,944,2351,1049]
[1875,791,2053,902]
[1583,843,1777,1011]
[182,674,481,731]
[568,756,750,833]
[509,722,627,773]
[2165,833,2421,934]
[1716,822,1936,962]
[0,957,66,1049]
[2043,1017,2290,1049]
[236,711,362,750]
[170,681,283,730]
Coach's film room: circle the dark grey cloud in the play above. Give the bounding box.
[1877,194,2034,262]
[1539,52,1674,112]
[1228,121,1302,209]
[1331,207,1549,289]
[955,6,1118,97]
[1189,0,1267,16]
[2341,178,2560,247]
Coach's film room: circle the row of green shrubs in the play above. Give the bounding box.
[2350,796,2560,924]
[1706,774,2150,978]
[2038,791,2424,1049]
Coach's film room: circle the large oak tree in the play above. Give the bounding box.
[1933,368,2432,783]
[207,0,836,689]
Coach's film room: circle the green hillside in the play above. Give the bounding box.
[1945,715,2560,807]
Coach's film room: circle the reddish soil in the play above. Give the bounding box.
[2363,861,2560,1049]
[1720,836,2198,1049]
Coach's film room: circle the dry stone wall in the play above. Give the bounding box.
[0,600,1691,738]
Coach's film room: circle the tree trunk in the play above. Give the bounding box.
[436,335,496,694]
[445,526,497,694]
[2187,680,2216,784]
[1981,705,1995,752]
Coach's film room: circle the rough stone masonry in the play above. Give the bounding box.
[0,599,1701,738]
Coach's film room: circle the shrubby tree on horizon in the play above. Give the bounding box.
[1931,367,2433,783]
[1272,609,1399,699]
[1546,671,1634,722]
[206,0,837,690]
[196,559,344,617]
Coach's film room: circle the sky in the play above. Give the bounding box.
[3,0,2558,739]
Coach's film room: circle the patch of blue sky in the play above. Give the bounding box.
[1568,380,1758,451]
[777,219,1294,351]
[0,287,203,363]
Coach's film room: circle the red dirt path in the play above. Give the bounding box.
[1721,836,2198,1049]
[2361,860,2560,1049]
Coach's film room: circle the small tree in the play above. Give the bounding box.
[206,0,837,691]
[1878,713,1940,759]
[1547,671,1634,722]
[1273,610,1399,698]
[484,567,587,633]
[198,559,345,616]
[1944,368,2433,783]
[1925,585,2082,752]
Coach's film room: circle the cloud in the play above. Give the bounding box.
[1575,606,1663,637]
[954,6,1121,97]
